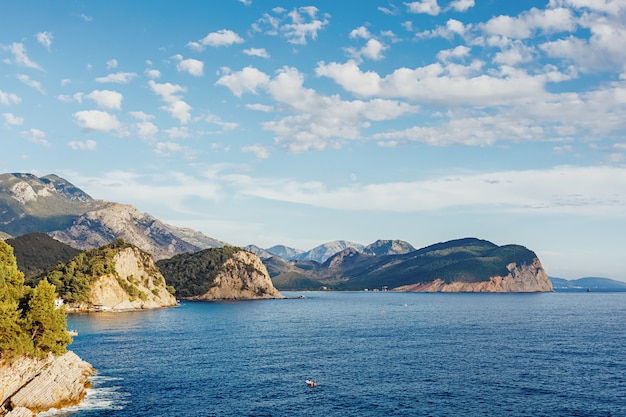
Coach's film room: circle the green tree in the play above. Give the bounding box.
[23,278,71,356]
[0,241,33,360]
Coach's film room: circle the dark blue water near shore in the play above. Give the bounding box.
[50,292,625,416]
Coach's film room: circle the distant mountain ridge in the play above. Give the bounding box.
[268,238,553,293]
[550,277,626,292]
[0,173,227,260]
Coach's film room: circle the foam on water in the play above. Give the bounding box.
[38,376,128,416]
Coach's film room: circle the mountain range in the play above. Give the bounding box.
[1,172,622,292]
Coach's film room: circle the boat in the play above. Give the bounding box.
[67,329,78,336]
[305,380,317,387]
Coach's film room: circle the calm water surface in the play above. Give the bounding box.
[46,292,626,416]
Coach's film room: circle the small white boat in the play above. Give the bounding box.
[305,380,317,387]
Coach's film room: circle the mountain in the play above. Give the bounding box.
[49,202,226,260]
[0,173,98,235]
[296,240,366,263]
[41,239,178,311]
[266,244,304,260]
[550,277,626,292]
[156,247,283,300]
[362,239,416,256]
[0,173,228,260]
[6,232,81,281]
[269,238,553,292]
[243,244,274,259]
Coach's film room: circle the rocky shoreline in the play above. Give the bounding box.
[0,351,94,417]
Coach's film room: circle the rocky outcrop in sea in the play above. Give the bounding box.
[0,351,94,416]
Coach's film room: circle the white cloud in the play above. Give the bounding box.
[245,103,274,112]
[188,29,244,51]
[36,31,53,50]
[73,110,122,132]
[145,68,161,79]
[548,0,626,16]
[95,72,137,83]
[350,26,371,39]
[242,144,270,159]
[315,60,563,106]
[282,6,329,44]
[220,66,418,153]
[0,90,21,105]
[148,80,192,124]
[481,7,575,39]
[106,59,118,69]
[215,66,270,97]
[205,113,238,131]
[20,128,50,146]
[228,165,626,216]
[174,55,204,76]
[360,39,387,61]
[4,42,42,70]
[135,121,159,140]
[16,74,45,94]
[243,48,270,58]
[57,92,84,103]
[437,45,471,62]
[405,0,441,16]
[2,113,24,127]
[239,0,252,5]
[60,79,71,86]
[68,139,97,150]
[86,89,123,110]
[449,0,474,12]
[129,111,154,121]
[163,127,190,139]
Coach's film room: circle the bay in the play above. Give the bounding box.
[46,292,626,416]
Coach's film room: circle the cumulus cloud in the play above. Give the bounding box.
[187,29,244,51]
[253,6,329,45]
[245,103,274,112]
[481,7,575,39]
[73,110,122,132]
[242,144,270,159]
[2,113,24,128]
[148,80,192,124]
[129,111,158,140]
[405,0,441,16]
[145,68,161,79]
[174,55,204,76]
[106,59,118,69]
[68,139,97,150]
[16,74,45,94]
[243,48,270,58]
[218,65,418,152]
[315,60,564,106]
[4,42,42,70]
[215,66,270,97]
[0,90,21,105]
[163,127,190,139]
[36,31,53,50]
[95,72,137,83]
[86,89,123,110]
[20,128,50,146]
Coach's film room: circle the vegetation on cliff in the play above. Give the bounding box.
[0,241,71,362]
[155,246,244,298]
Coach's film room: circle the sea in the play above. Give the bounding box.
[42,291,625,417]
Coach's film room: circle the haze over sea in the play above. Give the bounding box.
[49,292,625,417]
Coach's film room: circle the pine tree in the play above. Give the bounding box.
[24,279,72,357]
[0,241,32,360]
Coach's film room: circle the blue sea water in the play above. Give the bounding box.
[46,292,625,417]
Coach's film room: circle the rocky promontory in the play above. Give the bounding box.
[157,247,284,300]
[394,258,553,292]
[0,352,94,417]
[45,239,178,312]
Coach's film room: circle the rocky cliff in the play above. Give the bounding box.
[189,251,283,300]
[0,351,94,416]
[394,258,553,292]
[157,248,284,300]
[65,244,178,312]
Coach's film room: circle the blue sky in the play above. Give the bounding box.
[1,0,625,280]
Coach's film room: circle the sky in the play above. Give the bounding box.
[1,0,625,281]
